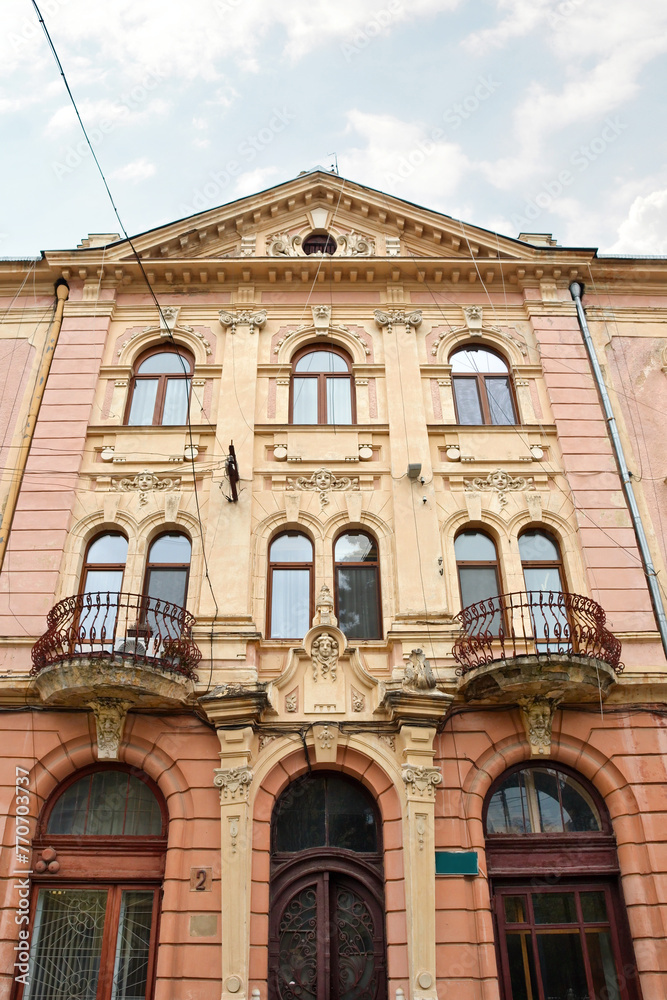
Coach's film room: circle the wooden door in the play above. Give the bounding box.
[270,867,386,1000]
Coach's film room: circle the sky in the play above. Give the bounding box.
[2,0,667,257]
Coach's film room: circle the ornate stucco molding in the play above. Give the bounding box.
[311,632,339,683]
[402,765,442,798]
[273,323,371,357]
[118,323,211,356]
[213,766,254,802]
[374,309,422,334]
[312,583,337,627]
[464,469,535,507]
[338,232,375,256]
[89,699,131,760]
[110,470,181,504]
[266,232,302,256]
[403,649,436,692]
[218,309,267,335]
[287,468,359,509]
[518,696,561,756]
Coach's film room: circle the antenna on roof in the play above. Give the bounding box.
[328,152,339,175]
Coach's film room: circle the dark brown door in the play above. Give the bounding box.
[270,867,386,1000]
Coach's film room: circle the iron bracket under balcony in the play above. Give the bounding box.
[452,591,623,704]
[31,592,202,709]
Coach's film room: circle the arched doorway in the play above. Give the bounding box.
[269,772,387,1000]
[484,762,641,1000]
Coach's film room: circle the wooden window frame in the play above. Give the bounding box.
[333,530,382,640]
[15,765,167,1000]
[80,532,128,597]
[484,764,641,1000]
[141,532,192,611]
[124,345,194,427]
[518,529,566,591]
[455,530,503,607]
[450,346,519,426]
[289,343,356,426]
[266,531,314,640]
[302,231,337,255]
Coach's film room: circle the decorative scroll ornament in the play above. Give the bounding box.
[266,232,302,256]
[403,648,436,692]
[464,469,535,507]
[338,232,376,256]
[213,765,253,802]
[89,699,130,760]
[402,764,442,798]
[110,470,180,505]
[218,309,267,335]
[311,632,339,683]
[351,688,365,712]
[287,468,359,509]
[518,696,560,756]
[373,309,422,334]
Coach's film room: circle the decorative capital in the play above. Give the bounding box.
[402,764,442,798]
[374,309,422,333]
[213,765,254,802]
[218,309,267,334]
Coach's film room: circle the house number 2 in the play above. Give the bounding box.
[190,866,212,891]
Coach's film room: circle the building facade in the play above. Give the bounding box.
[0,171,666,1000]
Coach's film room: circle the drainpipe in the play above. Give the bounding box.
[0,278,69,573]
[570,281,667,659]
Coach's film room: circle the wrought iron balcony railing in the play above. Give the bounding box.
[452,590,622,676]
[31,592,201,680]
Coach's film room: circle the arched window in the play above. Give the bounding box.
[81,532,128,596]
[455,529,502,634]
[268,532,313,639]
[125,346,193,426]
[519,529,566,651]
[484,764,640,1000]
[302,231,337,255]
[334,531,381,639]
[450,346,517,425]
[143,532,192,609]
[290,345,354,425]
[24,766,166,1000]
[270,774,386,1000]
[77,532,129,650]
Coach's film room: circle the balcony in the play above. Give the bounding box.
[453,591,622,703]
[31,592,201,707]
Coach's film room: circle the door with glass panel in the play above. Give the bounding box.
[495,885,629,1000]
[76,533,128,654]
[24,768,165,1000]
[26,887,159,1000]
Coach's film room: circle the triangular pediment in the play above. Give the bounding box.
[44,171,595,265]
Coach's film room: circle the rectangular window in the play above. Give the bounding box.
[127,380,159,426]
[486,376,515,424]
[162,378,190,425]
[326,378,352,425]
[292,378,318,423]
[453,378,483,424]
[458,566,502,634]
[336,566,380,639]
[270,568,311,638]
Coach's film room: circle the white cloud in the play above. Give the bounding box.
[342,110,468,210]
[44,97,168,137]
[611,189,667,254]
[110,158,156,183]
[463,0,550,54]
[231,166,280,199]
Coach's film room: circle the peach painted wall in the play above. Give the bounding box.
[0,316,110,644]
[532,315,656,634]
[434,708,667,998]
[0,711,221,1000]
